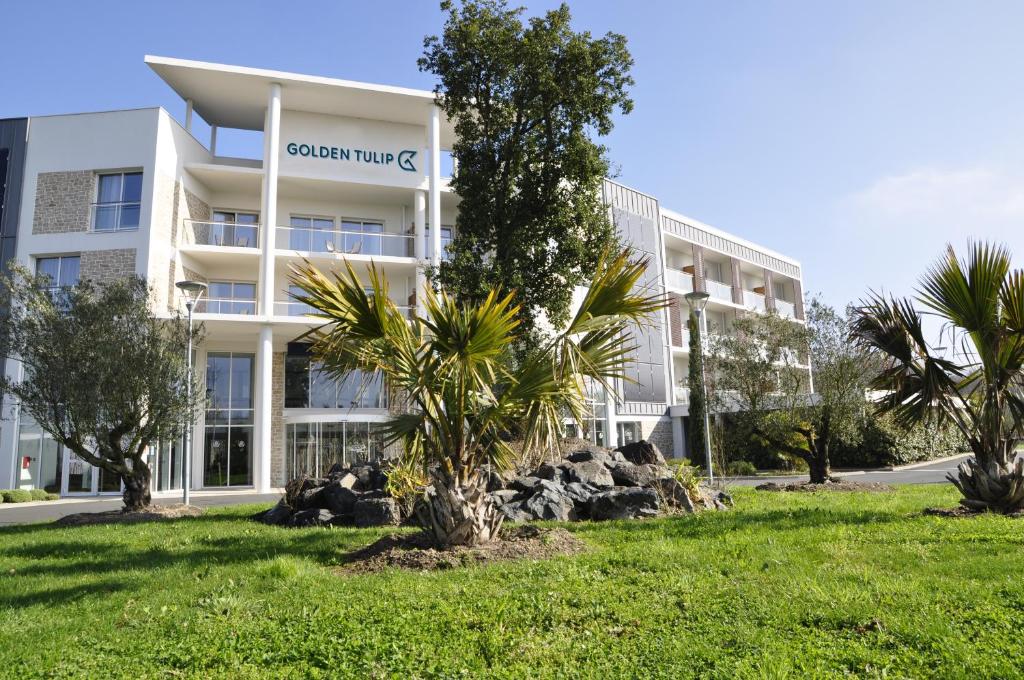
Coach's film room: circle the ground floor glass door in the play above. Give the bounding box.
[204,352,255,487]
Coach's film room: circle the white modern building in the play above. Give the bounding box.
[0,57,805,496]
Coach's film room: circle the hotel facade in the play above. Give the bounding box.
[0,57,805,496]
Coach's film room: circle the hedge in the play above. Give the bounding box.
[831,415,969,468]
[2,489,33,503]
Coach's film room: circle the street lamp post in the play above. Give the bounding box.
[684,290,714,484]
[175,280,207,505]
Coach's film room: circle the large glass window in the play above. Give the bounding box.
[284,343,387,409]
[341,219,386,255]
[289,215,335,252]
[200,281,256,315]
[204,353,254,487]
[211,210,259,247]
[93,172,142,232]
[37,255,80,303]
[425,226,454,261]
[16,417,62,493]
[285,421,391,480]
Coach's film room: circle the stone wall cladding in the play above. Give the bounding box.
[79,249,137,286]
[182,186,211,245]
[32,171,94,234]
[641,417,675,459]
[271,352,286,487]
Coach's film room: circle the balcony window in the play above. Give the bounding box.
[92,172,142,232]
[285,343,387,409]
[210,211,259,248]
[37,255,80,303]
[288,216,335,252]
[199,281,256,315]
[425,225,454,261]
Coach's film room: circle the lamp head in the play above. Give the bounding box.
[684,291,711,313]
[175,280,208,308]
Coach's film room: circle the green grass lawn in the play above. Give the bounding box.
[2,486,1023,678]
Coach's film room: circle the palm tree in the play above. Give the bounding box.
[851,242,1024,512]
[289,250,664,546]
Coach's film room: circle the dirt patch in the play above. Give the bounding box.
[54,504,205,527]
[755,479,893,493]
[923,505,1024,518]
[337,525,586,574]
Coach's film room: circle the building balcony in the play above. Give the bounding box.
[674,386,690,405]
[195,298,256,315]
[705,279,733,303]
[742,289,767,312]
[182,219,260,248]
[665,268,694,293]
[275,226,415,258]
[274,300,414,319]
[776,299,796,319]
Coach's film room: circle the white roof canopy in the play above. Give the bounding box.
[145,55,455,143]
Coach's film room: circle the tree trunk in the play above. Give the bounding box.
[122,462,152,512]
[949,457,1024,512]
[808,455,832,484]
[417,469,504,547]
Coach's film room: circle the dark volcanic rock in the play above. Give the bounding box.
[608,462,664,488]
[588,487,660,520]
[566,447,613,465]
[288,508,336,527]
[489,489,521,507]
[567,460,615,488]
[497,500,534,523]
[523,487,576,521]
[615,440,666,466]
[255,499,293,525]
[536,462,568,483]
[322,482,359,515]
[353,497,401,527]
[510,476,544,493]
[651,478,696,512]
[298,485,327,510]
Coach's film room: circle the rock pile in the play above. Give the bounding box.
[253,461,404,528]
[490,440,729,522]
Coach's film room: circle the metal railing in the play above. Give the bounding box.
[742,289,767,311]
[706,279,733,302]
[274,300,414,319]
[776,299,796,318]
[194,299,257,315]
[91,201,141,232]
[665,268,694,292]
[276,227,414,257]
[182,219,260,248]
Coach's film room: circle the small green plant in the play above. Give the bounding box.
[384,458,429,519]
[672,464,702,502]
[2,489,33,503]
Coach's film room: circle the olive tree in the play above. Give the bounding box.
[0,268,199,510]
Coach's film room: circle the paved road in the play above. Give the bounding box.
[0,492,282,526]
[725,455,969,487]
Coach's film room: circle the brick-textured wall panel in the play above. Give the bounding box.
[79,249,137,285]
[691,244,706,293]
[641,418,675,459]
[730,258,744,305]
[271,352,286,487]
[668,295,683,348]
[793,279,805,320]
[183,186,211,246]
[32,171,93,234]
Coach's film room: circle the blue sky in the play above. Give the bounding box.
[2,0,1022,309]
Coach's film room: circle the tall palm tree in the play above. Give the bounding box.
[289,250,664,546]
[851,242,1024,512]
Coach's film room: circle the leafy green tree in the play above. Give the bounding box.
[686,312,709,466]
[0,269,200,510]
[852,242,1024,511]
[712,301,871,483]
[419,0,634,342]
[289,250,662,546]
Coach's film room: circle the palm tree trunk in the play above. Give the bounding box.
[949,457,1024,512]
[418,470,504,547]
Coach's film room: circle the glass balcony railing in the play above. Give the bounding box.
[776,299,796,318]
[665,268,694,292]
[742,289,767,311]
[91,201,141,232]
[674,386,690,405]
[274,300,414,319]
[194,299,257,315]
[705,279,733,302]
[276,227,414,257]
[182,219,260,248]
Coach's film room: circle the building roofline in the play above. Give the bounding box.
[660,206,802,270]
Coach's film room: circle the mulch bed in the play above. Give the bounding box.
[755,479,893,493]
[54,504,205,527]
[337,525,587,574]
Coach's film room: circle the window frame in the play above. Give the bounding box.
[92,171,143,233]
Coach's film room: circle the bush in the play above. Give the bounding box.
[831,415,969,468]
[726,460,758,476]
[46,493,59,501]
[29,489,50,501]
[2,489,33,503]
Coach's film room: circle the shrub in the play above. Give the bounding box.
[46,493,59,501]
[2,489,33,503]
[831,415,969,468]
[726,460,758,476]
[29,489,49,501]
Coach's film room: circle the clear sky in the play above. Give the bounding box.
[2,0,1022,309]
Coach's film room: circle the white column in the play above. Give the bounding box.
[604,386,618,449]
[414,189,427,307]
[428,105,442,268]
[256,325,274,492]
[185,99,193,133]
[255,82,282,493]
[260,83,281,317]
[209,125,218,156]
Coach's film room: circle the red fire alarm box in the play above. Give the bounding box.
[22,456,32,470]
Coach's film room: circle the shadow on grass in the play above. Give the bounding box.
[1,580,129,609]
